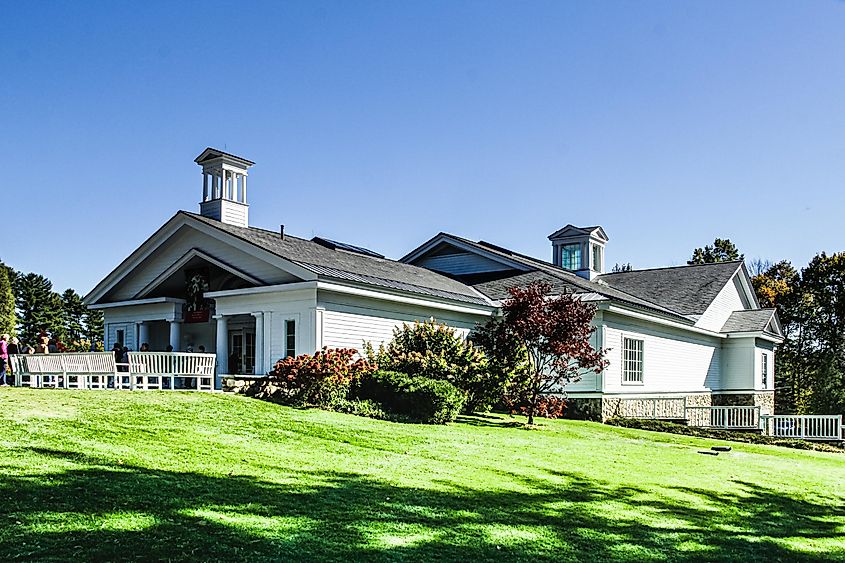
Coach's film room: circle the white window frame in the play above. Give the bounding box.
[621,336,644,385]
[284,318,296,358]
[761,352,768,389]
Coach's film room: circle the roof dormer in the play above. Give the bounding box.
[548,225,608,280]
[196,148,254,228]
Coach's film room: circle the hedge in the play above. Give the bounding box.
[356,370,466,424]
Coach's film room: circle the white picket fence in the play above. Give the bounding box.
[10,352,216,392]
[760,414,843,441]
[684,405,761,430]
[614,398,843,441]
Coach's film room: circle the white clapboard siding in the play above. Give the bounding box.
[415,252,511,276]
[602,314,720,394]
[695,275,747,332]
[109,226,298,301]
[719,338,756,391]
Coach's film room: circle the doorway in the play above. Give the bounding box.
[228,329,255,375]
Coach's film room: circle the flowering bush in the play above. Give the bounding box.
[270,347,376,407]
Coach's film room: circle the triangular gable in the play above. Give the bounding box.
[547,225,608,242]
[694,263,761,332]
[400,233,531,277]
[84,213,316,305]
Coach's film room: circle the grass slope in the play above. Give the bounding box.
[1,389,843,562]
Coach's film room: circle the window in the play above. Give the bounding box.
[561,243,581,270]
[592,244,602,272]
[761,352,768,388]
[116,329,125,347]
[285,320,296,358]
[622,337,644,384]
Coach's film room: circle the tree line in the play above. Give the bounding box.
[0,260,103,351]
[690,238,844,416]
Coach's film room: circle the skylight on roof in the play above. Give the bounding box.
[311,237,385,259]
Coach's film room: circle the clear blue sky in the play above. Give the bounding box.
[2,1,844,295]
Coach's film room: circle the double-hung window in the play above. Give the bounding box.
[622,337,644,384]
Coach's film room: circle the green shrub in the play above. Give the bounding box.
[366,320,505,413]
[356,370,466,424]
[330,398,390,420]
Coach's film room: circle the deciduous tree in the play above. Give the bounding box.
[476,282,607,425]
[0,263,16,337]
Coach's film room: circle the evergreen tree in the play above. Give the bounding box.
[14,273,62,344]
[61,288,86,343]
[83,308,104,346]
[0,262,16,337]
[688,238,743,264]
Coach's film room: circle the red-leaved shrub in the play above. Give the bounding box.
[270,348,376,406]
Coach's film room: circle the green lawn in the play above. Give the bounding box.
[1,389,843,562]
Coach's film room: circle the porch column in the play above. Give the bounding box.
[214,314,228,389]
[251,311,264,375]
[169,320,182,351]
[242,175,247,202]
[137,322,149,350]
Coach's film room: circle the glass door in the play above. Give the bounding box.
[229,331,243,375]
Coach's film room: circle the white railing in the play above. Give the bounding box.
[127,352,216,392]
[684,405,761,430]
[612,397,687,419]
[761,415,843,441]
[11,352,216,392]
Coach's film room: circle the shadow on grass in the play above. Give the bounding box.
[1,447,843,562]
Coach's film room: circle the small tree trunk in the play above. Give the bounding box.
[528,382,538,425]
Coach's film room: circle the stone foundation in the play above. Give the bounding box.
[566,393,714,422]
[712,392,775,415]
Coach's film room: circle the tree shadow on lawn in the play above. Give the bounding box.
[0,448,842,562]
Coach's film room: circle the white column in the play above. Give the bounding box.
[251,312,264,375]
[203,173,208,201]
[137,322,149,350]
[242,174,247,203]
[214,314,228,389]
[169,320,182,351]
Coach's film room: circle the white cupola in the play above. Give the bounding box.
[548,225,608,280]
[195,147,254,228]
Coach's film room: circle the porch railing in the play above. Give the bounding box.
[683,405,761,430]
[760,414,843,441]
[10,352,216,392]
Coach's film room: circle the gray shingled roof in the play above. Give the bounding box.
[721,309,779,334]
[596,261,743,316]
[183,212,490,306]
[437,233,693,321]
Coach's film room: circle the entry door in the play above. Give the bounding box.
[228,330,256,375]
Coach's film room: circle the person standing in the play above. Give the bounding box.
[36,330,49,354]
[7,337,19,385]
[0,334,9,387]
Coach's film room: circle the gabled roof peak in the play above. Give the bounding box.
[548,224,608,242]
[194,147,255,166]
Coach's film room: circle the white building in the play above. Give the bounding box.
[84,148,782,420]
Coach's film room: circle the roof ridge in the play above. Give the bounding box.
[600,260,744,276]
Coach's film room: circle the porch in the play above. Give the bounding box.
[11,352,217,392]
